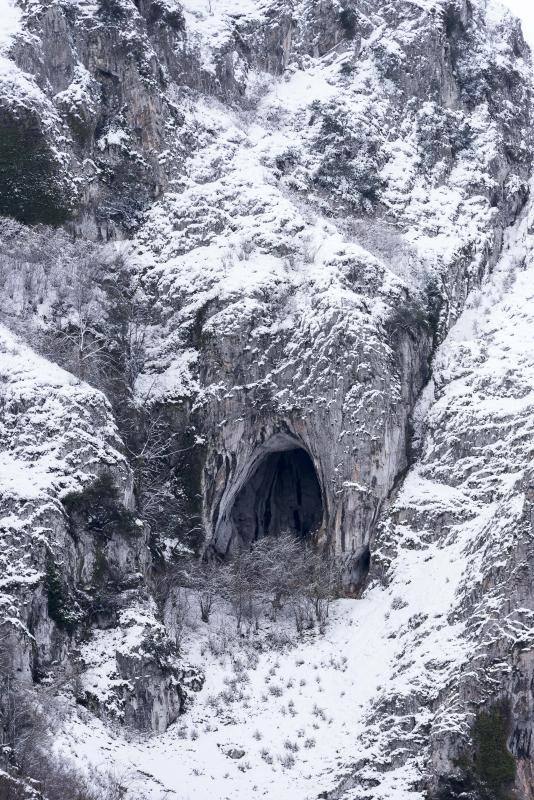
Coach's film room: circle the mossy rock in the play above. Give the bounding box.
[45,551,81,635]
[62,473,141,540]
[0,100,73,225]
[339,7,357,39]
[442,702,517,800]
[93,152,156,231]
[143,0,185,30]
[92,542,109,585]
[63,106,95,148]
[472,703,516,800]
[97,0,129,21]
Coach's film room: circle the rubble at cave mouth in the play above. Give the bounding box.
[229,447,324,547]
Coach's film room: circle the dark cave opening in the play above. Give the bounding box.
[230,448,323,545]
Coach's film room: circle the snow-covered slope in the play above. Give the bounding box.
[1,0,534,798]
[50,191,534,800]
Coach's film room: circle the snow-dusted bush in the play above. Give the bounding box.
[0,673,132,800]
[279,752,295,769]
[309,99,385,211]
[175,532,339,637]
[284,739,299,752]
[0,223,149,405]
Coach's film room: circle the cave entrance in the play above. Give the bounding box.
[230,447,323,546]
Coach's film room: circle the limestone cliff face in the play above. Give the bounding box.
[0,326,198,734]
[336,201,534,800]
[126,0,531,585]
[0,326,134,674]
[1,0,534,797]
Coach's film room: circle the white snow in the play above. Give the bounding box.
[0,325,129,620]
[498,0,534,47]
[1,0,532,796]
[54,174,534,800]
[0,0,21,51]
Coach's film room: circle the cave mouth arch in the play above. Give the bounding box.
[229,445,323,548]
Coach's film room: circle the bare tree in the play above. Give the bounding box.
[167,585,192,654]
[46,249,109,382]
[250,533,304,619]
[0,660,142,800]
[122,395,194,533]
[171,534,340,636]
[224,548,257,632]
[188,559,222,624]
[219,534,339,634]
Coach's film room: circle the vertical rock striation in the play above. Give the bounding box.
[0,0,534,795]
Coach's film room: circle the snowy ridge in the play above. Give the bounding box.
[362,201,534,795]
[0,325,130,643]
[0,0,533,797]
[132,0,530,406]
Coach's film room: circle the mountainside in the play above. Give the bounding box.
[1,0,534,798]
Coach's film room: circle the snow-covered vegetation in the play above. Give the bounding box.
[1,0,534,799]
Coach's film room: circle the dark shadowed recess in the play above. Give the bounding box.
[230,448,323,545]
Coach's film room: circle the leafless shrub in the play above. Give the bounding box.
[291,596,315,634]
[284,739,299,753]
[201,533,339,635]
[0,671,141,800]
[245,652,259,670]
[279,752,295,769]
[167,534,340,652]
[312,704,326,720]
[207,621,233,657]
[167,586,192,654]
[187,559,223,624]
[218,688,236,705]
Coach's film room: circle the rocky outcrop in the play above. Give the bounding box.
[0,325,195,734]
[1,0,534,796]
[78,603,203,732]
[128,0,531,588]
[0,326,132,673]
[326,206,534,799]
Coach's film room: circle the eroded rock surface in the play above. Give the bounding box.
[1,0,534,797]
